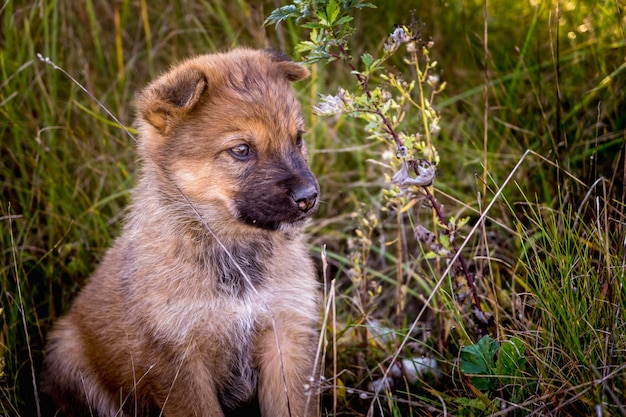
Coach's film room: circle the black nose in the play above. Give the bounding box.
[291,184,318,212]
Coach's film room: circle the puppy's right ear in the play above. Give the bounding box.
[136,66,207,134]
[264,49,310,82]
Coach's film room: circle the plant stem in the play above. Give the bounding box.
[409,46,443,279]
[421,184,482,313]
[396,197,404,322]
[411,48,434,162]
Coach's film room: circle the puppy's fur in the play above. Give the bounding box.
[41,49,320,417]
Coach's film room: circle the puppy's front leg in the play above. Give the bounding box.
[150,355,225,417]
[256,320,319,417]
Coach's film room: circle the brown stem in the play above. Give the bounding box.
[421,184,482,313]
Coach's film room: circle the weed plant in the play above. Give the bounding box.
[2,0,625,416]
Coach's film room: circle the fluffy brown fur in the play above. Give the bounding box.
[41,49,320,417]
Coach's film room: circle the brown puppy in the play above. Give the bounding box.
[41,49,320,417]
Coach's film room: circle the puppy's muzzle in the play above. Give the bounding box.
[291,184,318,213]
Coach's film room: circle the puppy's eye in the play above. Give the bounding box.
[229,144,253,160]
[295,133,303,148]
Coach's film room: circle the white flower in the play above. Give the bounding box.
[391,159,436,193]
[312,88,347,116]
[382,149,394,160]
[390,26,407,43]
[427,74,440,86]
[384,26,411,53]
[429,121,441,136]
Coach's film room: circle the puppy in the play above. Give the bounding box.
[41,48,320,417]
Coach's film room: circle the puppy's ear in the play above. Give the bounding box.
[137,66,207,133]
[264,49,310,82]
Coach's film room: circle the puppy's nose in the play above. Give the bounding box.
[292,184,318,212]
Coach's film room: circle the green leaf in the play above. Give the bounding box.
[461,336,497,374]
[499,337,526,377]
[361,53,374,70]
[424,251,438,259]
[455,397,487,413]
[325,0,340,24]
[296,41,316,54]
[264,5,300,26]
[457,216,470,228]
[300,22,325,29]
[461,335,498,391]
[334,15,354,26]
[342,0,376,10]
[439,233,450,250]
[353,2,376,9]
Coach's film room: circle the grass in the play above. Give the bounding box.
[513,190,626,414]
[1,0,625,415]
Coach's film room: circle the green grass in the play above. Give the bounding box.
[2,0,625,416]
[513,194,626,415]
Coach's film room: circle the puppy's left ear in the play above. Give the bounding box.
[264,49,310,82]
[136,66,207,134]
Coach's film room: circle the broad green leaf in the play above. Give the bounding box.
[461,336,498,374]
[301,22,325,29]
[335,15,354,26]
[499,337,526,376]
[461,335,498,391]
[325,0,340,24]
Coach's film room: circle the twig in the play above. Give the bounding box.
[422,185,482,312]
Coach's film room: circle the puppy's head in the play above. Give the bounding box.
[135,49,318,231]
